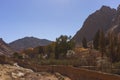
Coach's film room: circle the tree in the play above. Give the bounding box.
[55,42,59,59]
[38,46,45,54]
[55,35,75,59]
[13,52,23,59]
[99,29,106,57]
[93,30,100,50]
[46,43,55,59]
[107,32,119,63]
[82,37,88,48]
[116,39,120,62]
[108,33,115,62]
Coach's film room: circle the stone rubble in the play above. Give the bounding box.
[0,64,71,80]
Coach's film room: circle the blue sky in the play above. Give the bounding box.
[0,0,120,43]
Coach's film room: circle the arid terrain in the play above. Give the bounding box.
[0,1,120,80]
[0,64,71,80]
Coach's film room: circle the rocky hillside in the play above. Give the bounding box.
[0,38,13,56]
[0,64,70,80]
[73,6,116,45]
[9,37,52,51]
[107,5,120,34]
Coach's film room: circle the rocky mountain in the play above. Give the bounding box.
[9,37,52,51]
[73,6,116,45]
[0,38,13,56]
[107,5,120,34]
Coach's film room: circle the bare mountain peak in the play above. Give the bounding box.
[9,37,52,51]
[99,5,116,14]
[23,36,38,39]
[0,38,8,46]
[100,5,111,11]
[117,4,120,10]
[0,38,4,42]
[116,5,120,16]
[73,5,117,45]
[107,5,120,35]
[0,38,2,40]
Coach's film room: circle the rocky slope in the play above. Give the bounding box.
[0,38,13,56]
[107,5,120,34]
[73,6,116,45]
[0,64,71,80]
[9,37,52,51]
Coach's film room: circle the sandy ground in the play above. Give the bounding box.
[0,64,71,80]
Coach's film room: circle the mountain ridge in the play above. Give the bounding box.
[107,5,120,34]
[9,37,52,51]
[73,5,117,45]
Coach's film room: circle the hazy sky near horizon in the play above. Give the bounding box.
[0,0,120,43]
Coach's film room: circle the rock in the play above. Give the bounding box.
[0,38,13,57]
[0,64,71,80]
[73,5,116,45]
[13,63,20,67]
[55,72,65,80]
[12,71,25,78]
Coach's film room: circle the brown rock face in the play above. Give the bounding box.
[108,5,120,34]
[73,6,116,45]
[0,38,13,56]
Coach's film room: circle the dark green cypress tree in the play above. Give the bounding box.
[99,29,106,57]
[109,33,115,62]
[115,36,120,62]
[108,32,117,62]
[93,30,100,50]
[82,37,88,48]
